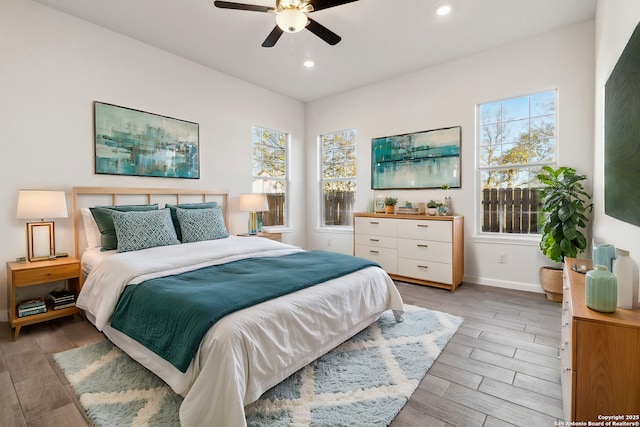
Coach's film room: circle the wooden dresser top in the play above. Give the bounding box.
[565,257,640,328]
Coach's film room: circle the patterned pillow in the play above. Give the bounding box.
[112,209,180,253]
[176,207,228,243]
[165,202,219,242]
[90,204,159,251]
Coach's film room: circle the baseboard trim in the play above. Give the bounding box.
[463,275,544,294]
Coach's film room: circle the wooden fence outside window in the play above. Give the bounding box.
[482,188,540,234]
[324,191,355,226]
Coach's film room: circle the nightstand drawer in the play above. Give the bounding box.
[13,264,80,287]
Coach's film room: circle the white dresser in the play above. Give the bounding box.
[353,213,464,292]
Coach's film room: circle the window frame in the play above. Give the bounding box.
[318,128,357,229]
[475,90,558,239]
[251,125,289,229]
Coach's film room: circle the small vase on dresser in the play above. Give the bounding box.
[613,248,634,309]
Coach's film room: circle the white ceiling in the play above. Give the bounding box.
[33,0,596,102]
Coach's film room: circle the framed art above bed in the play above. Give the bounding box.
[94,102,200,179]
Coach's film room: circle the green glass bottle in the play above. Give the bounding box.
[585,265,618,313]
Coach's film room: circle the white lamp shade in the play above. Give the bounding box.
[17,190,68,220]
[239,193,269,212]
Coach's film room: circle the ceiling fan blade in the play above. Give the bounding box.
[310,0,358,12]
[306,18,341,45]
[262,26,284,47]
[213,1,273,13]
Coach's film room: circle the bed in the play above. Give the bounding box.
[72,187,405,427]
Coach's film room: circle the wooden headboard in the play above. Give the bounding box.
[72,187,229,258]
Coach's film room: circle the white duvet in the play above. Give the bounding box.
[77,236,405,427]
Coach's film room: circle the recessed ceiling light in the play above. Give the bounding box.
[436,4,452,16]
[303,60,314,68]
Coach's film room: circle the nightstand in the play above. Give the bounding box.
[6,257,82,341]
[237,232,282,242]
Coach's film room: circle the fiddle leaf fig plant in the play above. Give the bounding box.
[538,166,593,263]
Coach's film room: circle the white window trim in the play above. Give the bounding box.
[252,126,290,228]
[318,129,357,229]
[474,89,559,240]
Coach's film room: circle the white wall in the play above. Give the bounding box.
[592,1,640,299]
[305,21,596,293]
[0,0,306,320]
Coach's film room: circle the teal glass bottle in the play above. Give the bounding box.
[585,265,618,313]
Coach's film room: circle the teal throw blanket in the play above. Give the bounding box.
[110,251,379,372]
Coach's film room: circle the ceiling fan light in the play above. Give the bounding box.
[276,8,308,33]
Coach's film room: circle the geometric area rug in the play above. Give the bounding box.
[53,305,463,427]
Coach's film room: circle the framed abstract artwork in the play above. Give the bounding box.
[371,126,461,189]
[94,102,200,179]
[605,22,640,227]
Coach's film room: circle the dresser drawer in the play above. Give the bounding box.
[355,234,397,249]
[354,217,397,237]
[355,246,398,274]
[397,219,451,242]
[398,239,452,264]
[12,264,80,287]
[398,258,452,284]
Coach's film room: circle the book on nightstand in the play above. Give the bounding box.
[17,298,47,317]
[48,290,76,310]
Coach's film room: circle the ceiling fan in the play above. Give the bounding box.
[213,0,358,47]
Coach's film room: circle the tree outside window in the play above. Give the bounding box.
[478,91,557,234]
[320,129,357,227]
[252,126,287,227]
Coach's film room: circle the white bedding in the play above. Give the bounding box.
[77,236,405,427]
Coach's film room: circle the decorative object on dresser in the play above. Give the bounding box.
[382,196,397,214]
[94,101,199,179]
[537,166,592,302]
[353,212,464,292]
[613,248,635,309]
[6,257,82,341]
[239,193,269,234]
[562,258,640,422]
[585,265,617,313]
[16,189,69,262]
[426,200,438,215]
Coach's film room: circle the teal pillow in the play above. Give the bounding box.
[112,209,180,253]
[176,207,228,243]
[90,204,159,251]
[165,202,219,241]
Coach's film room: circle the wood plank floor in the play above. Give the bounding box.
[0,282,563,426]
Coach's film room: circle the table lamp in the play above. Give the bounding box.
[16,190,68,261]
[239,193,268,235]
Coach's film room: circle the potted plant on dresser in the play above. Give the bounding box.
[538,166,593,302]
[383,197,398,214]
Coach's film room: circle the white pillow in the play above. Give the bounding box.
[81,207,101,249]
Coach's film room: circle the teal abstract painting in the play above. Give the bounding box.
[94,102,199,179]
[605,22,640,226]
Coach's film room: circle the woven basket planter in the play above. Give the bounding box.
[540,266,564,302]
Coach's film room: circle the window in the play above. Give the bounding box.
[320,129,357,227]
[252,126,288,227]
[478,90,557,234]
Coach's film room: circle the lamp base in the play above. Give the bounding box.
[248,212,258,235]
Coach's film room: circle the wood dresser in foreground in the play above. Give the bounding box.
[562,257,640,422]
[353,213,463,292]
